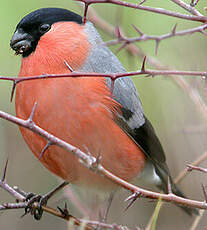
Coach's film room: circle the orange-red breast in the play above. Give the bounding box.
[10,8,197,215]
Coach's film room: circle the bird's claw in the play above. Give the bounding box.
[23,192,49,220]
[57,202,69,218]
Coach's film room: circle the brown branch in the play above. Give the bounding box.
[76,0,207,23]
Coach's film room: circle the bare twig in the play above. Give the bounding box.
[0,68,206,87]
[175,151,207,184]
[106,24,207,54]
[0,177,92,229]
[76,0,207,22]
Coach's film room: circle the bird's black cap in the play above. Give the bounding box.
[17,8,82,29]
[10,8,82,57]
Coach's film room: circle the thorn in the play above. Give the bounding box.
[110,79,115,94]
[131,24,143,36]
[201,184,207,202]
[39,141,52,159]
[2,158,9,182]
[186,164,193,172]
[21,211,28,218]
[171,24,177,35]
[96,153,102,165]
[83,145,92,156]
[115,42,128,54]
[57,202,69,217]
[200,30,207,37]
[124,192,141,211]
[167,176,173,194]
[141,56,147,72]
[83,2,90,24]
[155,40,160,55]
[115,26,123,40]
[145,74,152,78]
[139,0,146,5]
[28,102,38,123]
[10,80,17,102]
[64,60,73,72]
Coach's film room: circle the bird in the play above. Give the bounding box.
[10,7,198,217]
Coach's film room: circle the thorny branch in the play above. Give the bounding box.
[106,24,207,55]
[0,106,207,211]
[0,162,92,229]
[0,175,133,230]
[76,0,207,23]
[1,0,207,227]
[0,64,207,101]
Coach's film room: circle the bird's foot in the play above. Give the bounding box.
[23,181,69,220]
[23,192,49,220]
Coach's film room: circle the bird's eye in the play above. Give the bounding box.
[39,24,51,33]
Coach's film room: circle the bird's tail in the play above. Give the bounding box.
[157,176,199,216]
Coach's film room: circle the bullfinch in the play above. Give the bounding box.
[10,7,197,216]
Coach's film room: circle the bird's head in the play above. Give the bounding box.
[10,8,92,75]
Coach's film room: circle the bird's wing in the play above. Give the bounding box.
[82,22,169,183]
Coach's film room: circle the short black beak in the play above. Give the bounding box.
[10,29,33,55]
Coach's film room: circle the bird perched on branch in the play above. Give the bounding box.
[10,7,197,216]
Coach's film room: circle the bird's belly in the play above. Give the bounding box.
[15,77,146,191]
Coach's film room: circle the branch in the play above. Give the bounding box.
[175,150,207,183]
[106,24,207,54]
[0,68,206,85]
[0,163,92,229]
[170,0,202,16]
[76,0,207,23]
[0,108,207,210]
[0,171,136,230]
[187,165,207,174]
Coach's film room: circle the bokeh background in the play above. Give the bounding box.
[1,0,207,229]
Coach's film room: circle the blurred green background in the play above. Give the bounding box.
[1,0,207,229]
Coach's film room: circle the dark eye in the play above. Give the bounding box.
[39,24,51,33]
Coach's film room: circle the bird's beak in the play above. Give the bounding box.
[10,29,33,55]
